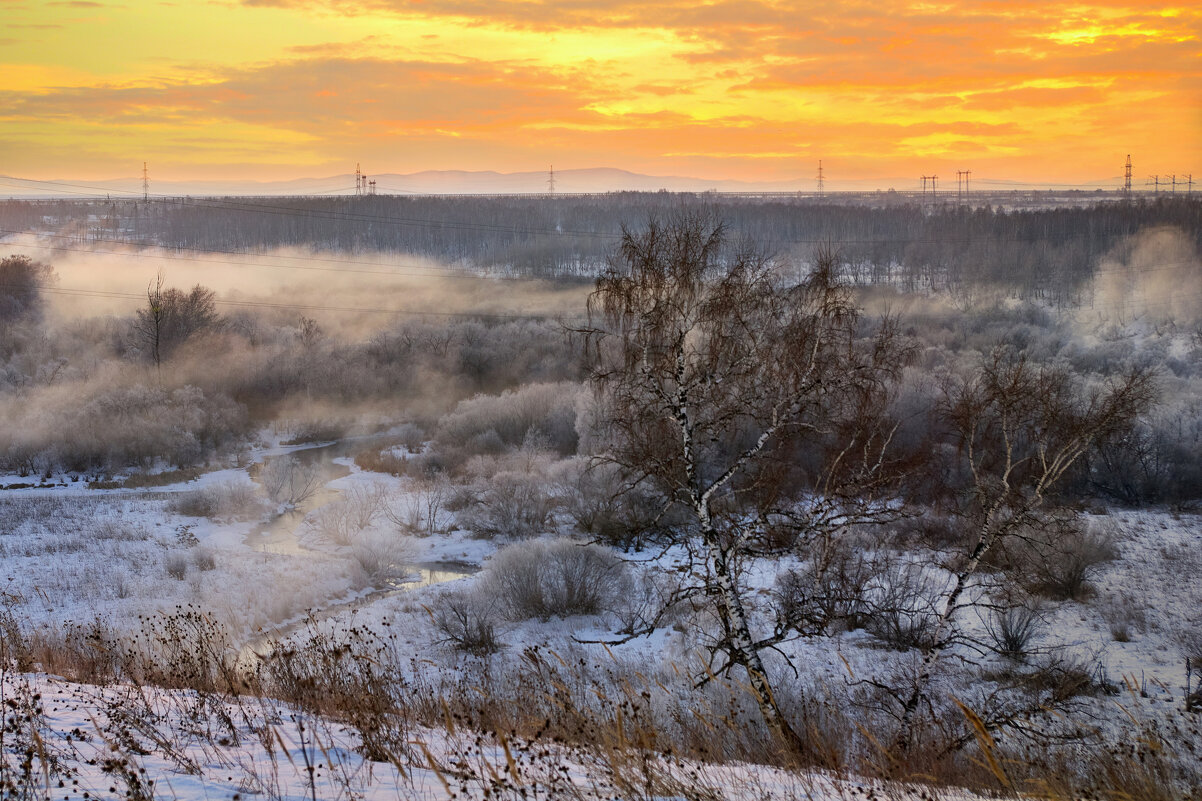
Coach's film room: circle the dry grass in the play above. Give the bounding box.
[2,609,1199,800]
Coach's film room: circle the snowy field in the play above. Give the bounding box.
[2,429,1201,798]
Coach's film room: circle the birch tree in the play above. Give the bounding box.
[889,348,1157,752]
[581,213,907,758]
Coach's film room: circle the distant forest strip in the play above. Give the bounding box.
[2,194,1199,301]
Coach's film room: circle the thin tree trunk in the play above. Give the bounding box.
[894,525,998,752]
[707,533,809,760]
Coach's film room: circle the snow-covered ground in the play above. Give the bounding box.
[5,671,986,800]
[2,434,1200,797]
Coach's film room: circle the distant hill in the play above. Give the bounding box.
[3,167,1124,198]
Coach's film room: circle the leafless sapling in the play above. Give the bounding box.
[890,347,1157,752]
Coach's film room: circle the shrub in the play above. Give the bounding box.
[558,460,664,550]
[193,548,217,572]
[1101,594,1146,643]
[1030,524,1118,601]
[775,539,882,635]
[353,448,409,476]
[457,470,557,539]
[259,456,322,507]
[609,569,681,636]
[483,539,627,621]
[350,531,416,584]
[279,418,346,445]
[861,563,942,651]
[0,383,248,474]
[169,481,264,521]
[984,604,1044,661]
[385,477,448,537]
[431,589,500,655]
[306,483,386,546]
[165,553,188,580]
[436,382,582,458]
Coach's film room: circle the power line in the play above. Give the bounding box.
[0,280,575,321]
[4,229,1196,291]
[0,228,568,283]
[5,227,1197,281]
[0,175,625,241]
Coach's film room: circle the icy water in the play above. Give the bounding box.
[235,437,474,665]
[244,441,351,555]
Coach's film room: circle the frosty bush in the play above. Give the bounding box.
[1029,523,1117,600]
[259,456,322,507]
[385,477,447,537]
[457,470,557,539]
[861,563,942,651]
[165,553,188,581]
[350,531,416,584]
[432,589,500,655]
[306,483,386,546]
[169,481,264,521]
[558,460,664,551]
[436,381,582,458]
[984,603,1044,661]
[775,538,882,636]
[483,539,627,621]
[0,383,248,474]
[192,548,217,572]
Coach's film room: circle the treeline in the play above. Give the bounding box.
[3,195,1200,299]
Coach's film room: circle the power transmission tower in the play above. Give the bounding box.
[920,174,938,203]
[369,179,377,195]
[816,160,825,192]
[355,163,362,196]
[547,165,556,194]
[1186,174,1194,196]
[1171,174,1179,194]
[1148,175,1160,194]
[142,162,149,202]
[956,169,971,204]
[1124,155,1132,194]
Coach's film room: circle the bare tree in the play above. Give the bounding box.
[889,348,1157,751]
[135,271,169,370]
[0,255,55,356]
[581,213,908,758]
[134,270,219,369]
[0,255,54,322]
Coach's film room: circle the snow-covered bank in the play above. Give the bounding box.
[4,671,984,800]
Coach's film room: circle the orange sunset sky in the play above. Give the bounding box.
[1,0,1198,187]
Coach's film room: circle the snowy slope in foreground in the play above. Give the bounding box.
[7,673,980,801]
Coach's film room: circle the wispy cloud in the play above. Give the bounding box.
[0,0,1197,182]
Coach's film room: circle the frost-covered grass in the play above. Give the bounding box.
[4,669,994,801]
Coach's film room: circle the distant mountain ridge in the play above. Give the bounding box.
[6,167,1123,198]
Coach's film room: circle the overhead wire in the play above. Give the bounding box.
[0,281,577,321]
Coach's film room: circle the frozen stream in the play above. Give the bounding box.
[237,438,474,661]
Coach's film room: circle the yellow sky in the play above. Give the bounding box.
[0,0,1198,186]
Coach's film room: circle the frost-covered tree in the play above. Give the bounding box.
[134,271,219,368]
[581,213,907,758]
[889,347,1157,752]
[0,255,55,356]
